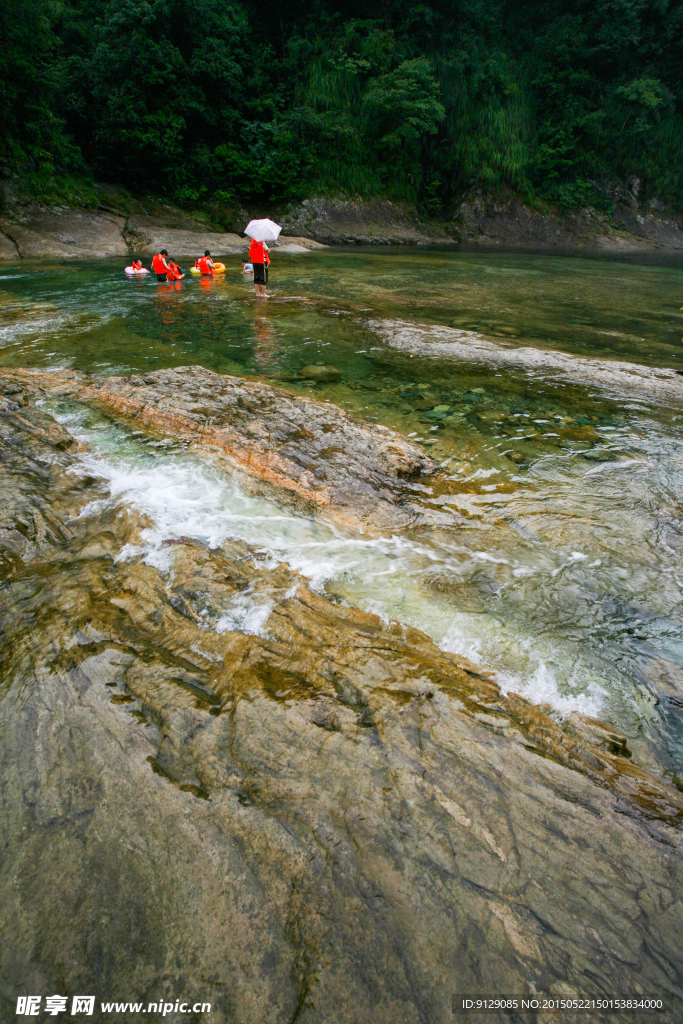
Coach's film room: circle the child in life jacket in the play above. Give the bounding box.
[166,258,184,281]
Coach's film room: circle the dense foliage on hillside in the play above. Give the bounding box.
[2,0,682,213]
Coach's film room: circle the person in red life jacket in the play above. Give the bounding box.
[132,259,143,271]
[166,258,184,281]
[197,250,215,277]
[152,249,171,281]
[249,239,270,297]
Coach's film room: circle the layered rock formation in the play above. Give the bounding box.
[452,191,683,251]
[280,192,683,251]
[0,209,129,259]
[0,206,324,261]
[5,366,441,532]
[2,193,683,258]
[1,376,682,1023]
[280,196,447,245]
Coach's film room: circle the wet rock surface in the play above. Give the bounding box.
[280,192,683,252]
[0,209,129,259]
[123,216,247,257]
[5,366,440,532]
[280,196,449,245]
[452,191,683,251]
[0,206,324,261]
[1,380,683,1023]
[369,319,683,407]
[1,193,683,259]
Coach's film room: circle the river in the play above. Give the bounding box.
[1,247,682,782]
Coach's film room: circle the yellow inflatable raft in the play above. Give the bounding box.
[190,262,226,275]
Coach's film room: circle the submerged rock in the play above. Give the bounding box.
[0,379,682,1022]
[298,363,343,383]
[369,318,683,407]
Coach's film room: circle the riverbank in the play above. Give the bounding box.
[0,205,325,261]
[280,192,683,251]
[2,183,683,259]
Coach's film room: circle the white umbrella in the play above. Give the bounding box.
[244,218,282,243]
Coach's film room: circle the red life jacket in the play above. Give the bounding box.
[167,263,182,280]
[249,240,268,264]
[152,254,167,274]
[198,256,212,275]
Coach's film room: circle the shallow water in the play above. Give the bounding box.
[2,250,683,774]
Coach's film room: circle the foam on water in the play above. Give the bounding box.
[2,252,680,770]
[440,617,606,718]
[215,593,275,637]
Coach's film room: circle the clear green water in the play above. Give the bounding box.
[2,250,683,774]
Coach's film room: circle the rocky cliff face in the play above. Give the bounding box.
[452,191,683,251]
[279,196,447,246]
[2,191,683,258]
[0,206,323,261]
[1,372,682,1023]
[280,192,683,250]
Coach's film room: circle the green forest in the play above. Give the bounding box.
[2,0,683,216]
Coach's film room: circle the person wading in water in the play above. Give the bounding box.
[249,238,270,297]
[152,249,172,282]
[196,250,215,277]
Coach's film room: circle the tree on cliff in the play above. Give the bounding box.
[1,0,682,213]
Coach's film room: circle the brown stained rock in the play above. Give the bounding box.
[0,230,20,260]
[6,366,440,532]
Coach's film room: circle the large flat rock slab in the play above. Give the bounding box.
[124,215,247,257]
[0,382,682,1021]
[123,219,326,257]
[0,209,128,259]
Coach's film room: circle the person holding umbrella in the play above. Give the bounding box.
[249,239,270,296]
[244,218,281,298]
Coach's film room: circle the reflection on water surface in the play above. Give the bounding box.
[2,249,683,775]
